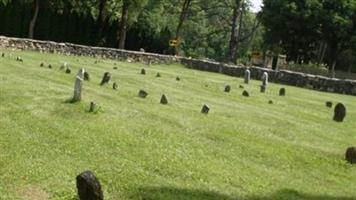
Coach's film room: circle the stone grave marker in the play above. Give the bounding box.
[84,72,90,81]
[156,73,161,78]
[138,90,148,98]
[268,100,273,104]
[100,72,111,85]
[326,101,333,108]
[141,68,146,75]
[333,103,346,122]
[48,64,52,69]
[224,85,231,93]
[176,77,180,81]
[262,72,269,86]
[160,94,168,105]
[40,63,44,67]
[76,171,103,200]
[279,88,286,96]
[345,147,356,164]
[201,104,210,114]
[65,68,71,74]
[242,90,249,97]
[72,68,85,102]
[239,85,244,89]
[113,82,118,90]
[244,69,250,84]
[89,102,96,113]
[1,53,4,57]
[260,85,266,93]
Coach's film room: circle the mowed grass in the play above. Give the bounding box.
[0,49,355,200]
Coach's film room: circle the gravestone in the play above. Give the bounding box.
[113,66,118,70]
[48,64,52,69]
[156,73,161,78]
[176,77,180,81]
[65,68,71,74]
[260,85,266,93]
[160,94,168,105]
[224,85,231,93]
[60,62,67,70]
[100,72,111,85]
[242,90,249,97]
[72,69,85,102]
[279,88,286,96]
[1,53,4,57]
[333,103,346,122]
[244,69,250,84]
[84,72,90,81]
[113,82,118,90]
[40,63,44,67]
[138,90,148,98]
[201,104,210,114]
[239,85,244,89]
[76,171,103,200]
[268,100,273,104]
[326,101,333,108]
[262,72,268,86]
[345,147,356,164]
[89,102,96,113]
[141,68,146,75]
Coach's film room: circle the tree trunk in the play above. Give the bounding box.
[117,0,129,49]
[228,0,243,63]
[28,0,39,39]
[173,0,192,55]
[96,0,107,45]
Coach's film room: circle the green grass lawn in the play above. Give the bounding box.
[0,49,355,200]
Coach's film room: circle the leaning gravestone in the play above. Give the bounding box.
[76,171,103,200]
[100,72,111,85]
[160,94,168,105]
[279,88,286,96]
[262,72,268,86]
[113,82,118,90]
[201,104,210,114]
[72,69,85,102]
[141,68,146,75]
[242,90,249,97]
[260,85,266,93]
[224,85,231,93]
[138,90,148,98]
[84,72,90,81]
[345,147,356,164]
[326,101,333,108]
[244,69,250,84]
[333,103,346,122]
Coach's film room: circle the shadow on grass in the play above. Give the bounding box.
[138,187,356,200]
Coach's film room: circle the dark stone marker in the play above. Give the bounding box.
[89,102,96,113]
[239,85,244,89]
[113,66,118,70]
[201,104,210,114]
[100,72,111,85]
[345,147,356,164]
[326,101,333,108]
[279,88,286,96]
[1,53,4,57]
[242,90,249,97]
[48,64,52,69]
[224,85,231,93]
[260,85,266,93]
[176,77,180,81]
[141,68,146,75]
[40,63,44,67]
[156,73,161,78]
[113,82,118,90]
[160,94,168,105]
[269,100,273,104]
[84,72,90,81]
[138,90,148,98]
[333,103,346,122]
[65,68,71,74]
[76,171,103,200]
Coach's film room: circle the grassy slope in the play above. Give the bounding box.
[0,49,355,200]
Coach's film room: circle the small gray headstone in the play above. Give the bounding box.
[100,72,111,85]
[333,103,346,122]
[326,101,333,108]
[244,69,250,84]
[224,85,231,93]
[262,72,269,86]
[242,90,249,97]
[141,68,146,75]
[160,94,168,105]
[260,85,266,93]
[138,90,148,98]
[113,82,118,90]
[72,68,85,102]
[76,171,103,200]
[279,88,286,96]
[345,147,356,164]
[201,104,210,114]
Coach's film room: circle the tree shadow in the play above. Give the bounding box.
[138,187,356,200]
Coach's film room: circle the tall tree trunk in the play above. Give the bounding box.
[228,0,243,63]
[96,0,107,45]
[28,0,39,39]
[117,0,129,49]
[173,0,192,55]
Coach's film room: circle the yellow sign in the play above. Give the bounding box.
[169,39,179,47]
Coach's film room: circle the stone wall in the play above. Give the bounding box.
[1,36,356,96]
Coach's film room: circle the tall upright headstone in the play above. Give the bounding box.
[244,69,250,84]
[72,69,85,102]
[262,72,269,86]
[333,103,346,122]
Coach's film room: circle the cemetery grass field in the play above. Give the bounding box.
[1,49,356,200]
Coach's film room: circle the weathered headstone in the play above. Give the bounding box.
[140,48,145,52]
[84,72,90,81]
[100,72,111,85]
[279,88,286,96]
[326,101,333,108]
[160,94,168,105]
[48,64,52,69]
[268,100,273,104]
[113,82,118,90]
[333,103,346,122]
[224,85,231,93]
[40,63,44,67]
[141,68,146,75]
[176,77,180,81]
[262,72,269,86]
[244,69,250,84]
[239,85,244,89]
[72,69,85,102]
[113,66,118,70]
[65,68,71,74]
[1,53,4,57]
[76,171,103,200]
[260,85,266,93]
[201,104,210,114]
[345,147,356,164]
[89,102,96,113]
[242,90,249,97]
[138,90,148,98]
[156,73,161,78]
